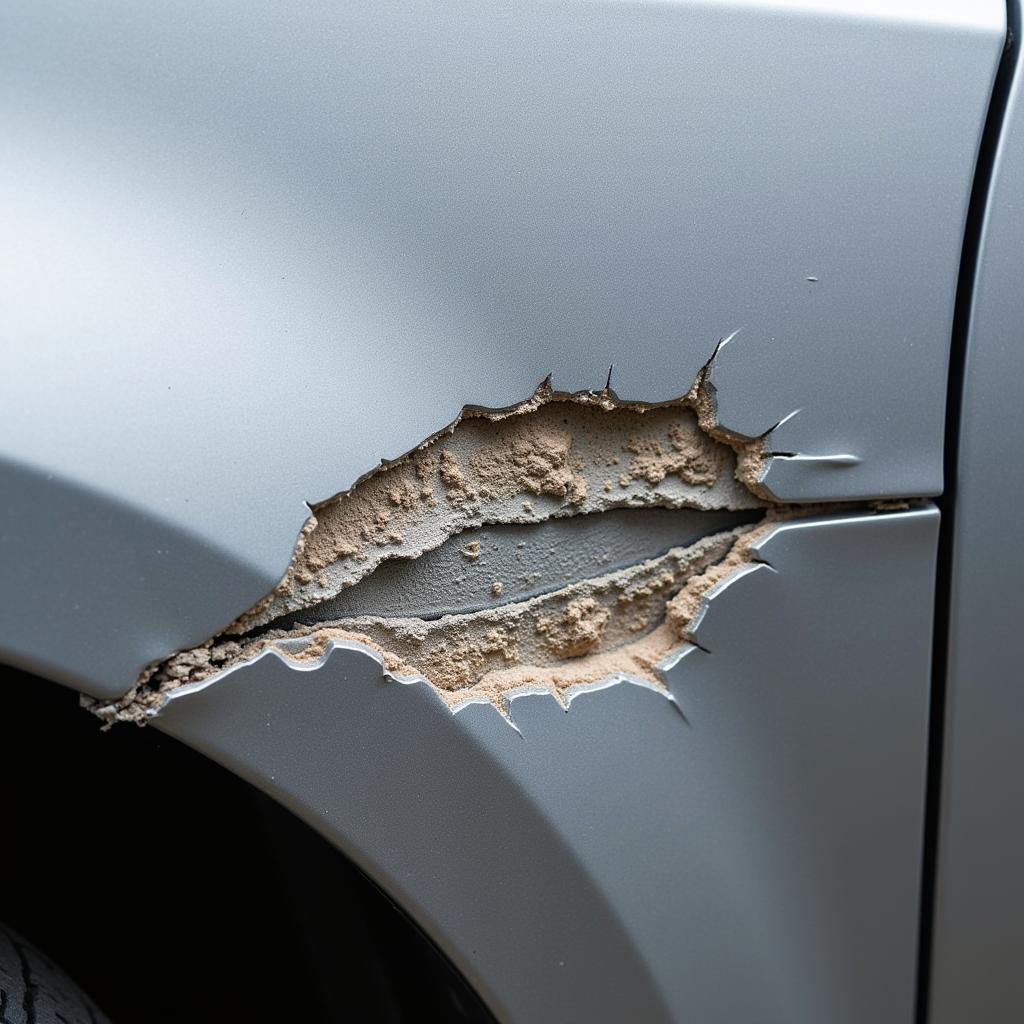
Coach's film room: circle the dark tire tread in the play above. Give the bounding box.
[0,925,108,1024]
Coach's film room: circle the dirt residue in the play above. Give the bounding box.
[536,597,611,658]
[468,422,586,504]
[625,420,725,488]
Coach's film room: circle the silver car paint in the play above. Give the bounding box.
[0,0,1003,698]
[0,2,1010,1021]
[158,507,938,1024]
[930,2,1024,1017]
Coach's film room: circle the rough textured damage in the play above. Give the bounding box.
[232,373,765,636]
[89,357,808,725]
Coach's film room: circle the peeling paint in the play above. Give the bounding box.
[231,370,765,638]
[85,349,877,727]
[127,527,744,719]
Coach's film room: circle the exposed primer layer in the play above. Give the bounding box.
[288,517,782,712]
[90,510,815,725]
[231,371,767,636]
[281,507,757,624]
[88,355,791,726]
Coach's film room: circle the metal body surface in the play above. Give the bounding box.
[0,0,1002,697]
[0,3,1009,1021]
[158,508,938,1024]
[930,4,1024,1018]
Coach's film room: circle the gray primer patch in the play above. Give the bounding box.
[275,506,760,625]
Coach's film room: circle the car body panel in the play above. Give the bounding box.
[0,0,1003,697]
[930,3,1024,1017]
[0,3,1012,1022]
[158,508,938,1023]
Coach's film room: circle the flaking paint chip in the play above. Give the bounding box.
[89,349,849,726]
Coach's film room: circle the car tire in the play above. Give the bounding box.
[0,923,110,1024]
